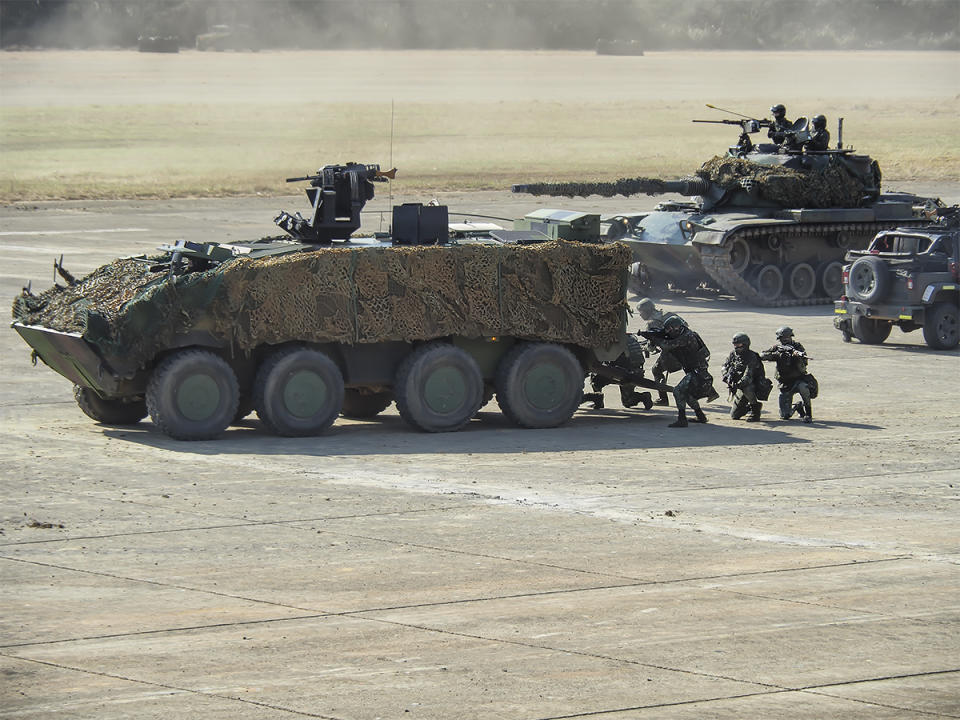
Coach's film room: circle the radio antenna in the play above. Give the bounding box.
[387,99,395,231]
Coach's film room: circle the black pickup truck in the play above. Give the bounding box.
[834,210,959,349]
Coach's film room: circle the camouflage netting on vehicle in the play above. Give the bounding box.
[697,156,870,208]
[13,240,630,368]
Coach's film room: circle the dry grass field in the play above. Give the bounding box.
[1,49,958,201]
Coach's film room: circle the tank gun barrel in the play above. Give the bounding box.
[512,176,711,199]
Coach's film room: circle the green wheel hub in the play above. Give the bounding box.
[424,366,467,414]
[524,362,567,410]
[282,370,328,418]
[177,374,221,421]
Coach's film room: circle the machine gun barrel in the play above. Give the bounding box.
[512,176,712,199]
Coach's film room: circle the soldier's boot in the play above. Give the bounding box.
[668,408,688,428]
[692,407,708,424]
[792,401,806,419]
[622,390,640,408]
[747,403,762,422]
[803,402,812,423]
[590,376,608,393]
[639,392,654,410]
[582,392,604,410]
[654,391,670,406]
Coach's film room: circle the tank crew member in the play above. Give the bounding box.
[721,333,764,421]
[636,298,682,406]
[767,104,792,144]
[761,326,813,422]
[805,114,831,152]
[651,316,718,428]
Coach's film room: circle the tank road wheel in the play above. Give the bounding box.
[851,315,892,345]
[253,346,344,437]
[848,256,889,303]
[923,302,959,350]
[752,264,784,303]
[495,342,584,429]
[817,260,844,298]
[146,349,239,440]
[74,386,147,425]
[728,237,750,275]
[786,262,817,300]
[395,342,484,432]
[341,389,393,418]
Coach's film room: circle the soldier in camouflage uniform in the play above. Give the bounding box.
[636,298,682,406]
[583,333,653,410]
[761,326,813,423]
[652,316,717,428]
[721,332,764,421]
[767,104,792,144]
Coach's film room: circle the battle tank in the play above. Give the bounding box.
[513,116,942,307]
[11,162,631,441]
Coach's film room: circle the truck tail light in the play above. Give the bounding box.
[842,268,849,285]
[951,260,959,281]
[906,275,914,290]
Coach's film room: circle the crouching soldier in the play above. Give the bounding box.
[721,332,767,421]
[636,297,682,406]
[583,334,654,410]
[761,326,814,423]
[645,316,718,428]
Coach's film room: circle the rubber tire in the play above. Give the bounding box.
[923,302,959,350]
[847,256,890,303]
[817,260,844,298]
[495,342,584,429]
[851,315,892,345]
[728,237,750,275]
[341,389,393,418]
[753,264,784,303]
[74,386,147,425]
[787,262,816,300]
[146,349,239,440]
[394,343,484,433]
[253,346,344,437]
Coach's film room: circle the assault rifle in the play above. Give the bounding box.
[766,344,814,360]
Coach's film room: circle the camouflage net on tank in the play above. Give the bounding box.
[696,156,868,208]
[13,240,630,368]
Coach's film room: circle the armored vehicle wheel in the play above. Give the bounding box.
[851,315,892,345]
[848,256,889,303]
[817,260,844,298]
[395,342,483,433]
[923,302,959,350]
[74,386,147,425]
[728,238,750,274]
[253,346,344,437]
[496,342,583,429]
[752,264,784,303]
[787,262,816,300]
[341,389,393,418]
[146,349,239,440]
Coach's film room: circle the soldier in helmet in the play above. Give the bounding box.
[805,114,831,152]
[583,333,653,411]
[721,333,765,421]
[767,104,792,145]
[649,315,717,428]
[761,326,813,422]
[636,298,683,406]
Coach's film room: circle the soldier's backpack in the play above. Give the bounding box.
[754,351,773,401]
[804,373,819,399]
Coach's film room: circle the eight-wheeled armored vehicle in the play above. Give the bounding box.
[12,163,631,441]
[514,116,942,307]
[833,207,959,349]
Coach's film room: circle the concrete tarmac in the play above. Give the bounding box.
[1,193,958,719]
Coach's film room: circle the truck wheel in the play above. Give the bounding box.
[341,389,393,418]
[786,262,816,300]
[923,302,959,350]
[74,386,147,425]
[253,346,344,436]
[817,260,844,298]
[752,264,783,303]
[395,343,483,432]
[847,256,889,303]
[851,315,892,345]
[146,349,239,440]
[496,342,583,428]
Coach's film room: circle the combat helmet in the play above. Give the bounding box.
[663,315,686,338]
[770,104,786,118]
[812,114,827,130]
[732,332,751,348]
[775,326,794,340]
[636,297,655,317]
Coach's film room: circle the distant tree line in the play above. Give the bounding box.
[2,0,958,51]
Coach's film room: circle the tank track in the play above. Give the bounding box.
[697,221,912,308]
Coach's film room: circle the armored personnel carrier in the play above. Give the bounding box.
[514,115,941,307]
[12,163,630,441]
